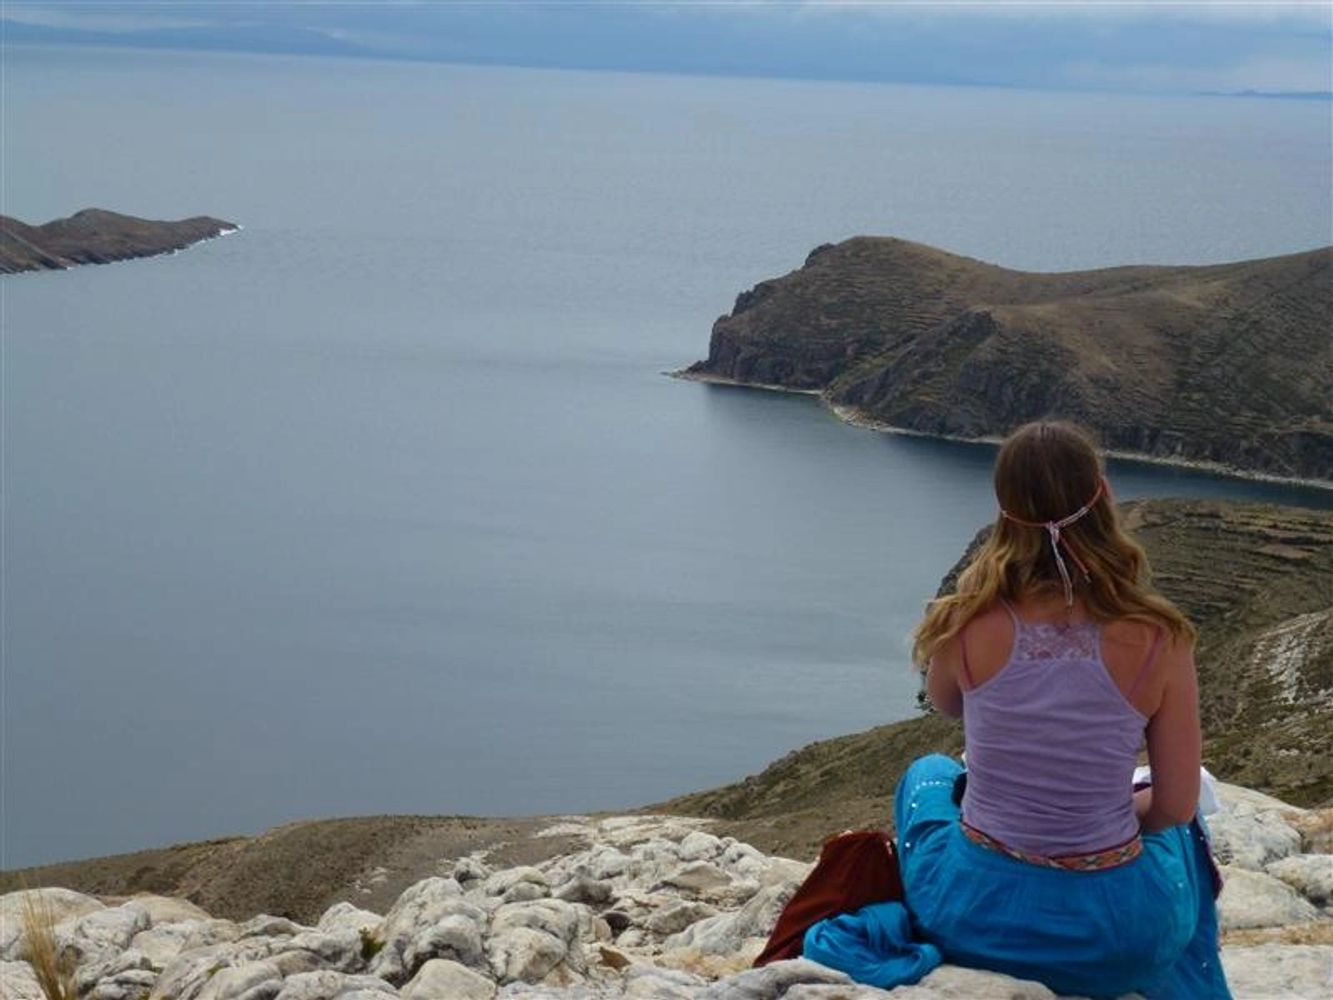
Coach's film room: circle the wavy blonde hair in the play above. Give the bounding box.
[911,421,1195,669]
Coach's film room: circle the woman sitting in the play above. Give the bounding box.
[898,421,1230,998]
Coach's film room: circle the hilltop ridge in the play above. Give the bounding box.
[681,237,1333,485]
[0,208,237,274]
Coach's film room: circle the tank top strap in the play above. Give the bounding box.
[998,597,1023,633]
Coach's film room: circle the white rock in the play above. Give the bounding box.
[895,965,1058,998]
[370,878,469,982]
[0,888,105,960]
[401,958,496,1000]
[88,967,161,1000]
[483,869,550,899]
[491,900,582,946]
[665,863,732,894]
[585,849,632,881]
[677,832,725,863]
[453,858,492,886]
[315,903,383,937]
[237,916,306,939]
[57,903,152,969]
[401,914,485,974]
[623,963,706,998]
[281,929,363,973]
[1218,865,1320,930]
[664,880,798,956]
[699,958,851,999]
[180,920,242,951]
[1221,944,1333,999]
[151,939,281,1000]
[1265,853,1333,906]
[486,927,567,984]
[0,960,45,1000]
[131,923,200,969]
[646,902,719,937]
[193,959,282,1000]
[783,986,898,1000]
[125,897,213,927]
[271,971,395,1000]
[1207,786,1304,871]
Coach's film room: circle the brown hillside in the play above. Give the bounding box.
[0,208,236,273]
[683,238,1333,483]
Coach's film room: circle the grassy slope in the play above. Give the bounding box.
[686,238,1333,482]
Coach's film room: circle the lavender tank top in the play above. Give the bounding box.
[961,601,1148,857]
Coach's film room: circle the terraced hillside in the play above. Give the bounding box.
[660,499,1333,859]
[681,238,1333,484]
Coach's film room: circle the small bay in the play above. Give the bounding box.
[3,46,1330,868]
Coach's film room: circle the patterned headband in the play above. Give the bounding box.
[1000,480,1105,608]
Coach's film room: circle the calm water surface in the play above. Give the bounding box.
[3,47,1330,867]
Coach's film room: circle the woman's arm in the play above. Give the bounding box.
[1138,636,1202,832]
[926,635,965,719]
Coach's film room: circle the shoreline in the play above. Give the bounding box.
[667,368,1333,493]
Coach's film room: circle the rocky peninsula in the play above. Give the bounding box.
[4,498,1330,997]
[0,210,237,274]
[678,238,1333,486]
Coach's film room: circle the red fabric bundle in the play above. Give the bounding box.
[753,830,905,967]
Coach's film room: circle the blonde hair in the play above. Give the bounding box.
[911,421,1195,668]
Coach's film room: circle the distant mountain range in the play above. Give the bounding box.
[680,237,1333,485]
[0,208,237,274]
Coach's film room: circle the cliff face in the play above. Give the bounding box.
[0,208,237,274]
[684,237,1333,484]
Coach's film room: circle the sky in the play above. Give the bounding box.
[1,2,1331,96]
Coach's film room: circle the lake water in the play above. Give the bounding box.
[3,46,1330,869]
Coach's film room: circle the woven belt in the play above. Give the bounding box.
[961,821,1143,871]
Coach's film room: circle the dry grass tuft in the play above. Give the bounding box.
[1222,921,1333,947]
[1286,808,1333,854]
[18,887,78,1000]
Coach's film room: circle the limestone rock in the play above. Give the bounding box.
[315,904,383,937]
[280,929,364,973]
[677,832,725,864]
[237,917,306,940]
[663,881,799,956]
[1221,944,1333,999]
[483,869,550,900]
[0,960,45,1000]
[88,967,161,1000]
[151,939,282,1000]
[57,903,152,969]
[401,913,485,975]
[623,963,706,998]
[180,921,242,952]
[698,958,851,999]
[1264,854,1333,907]
[1207,785,1304,871]
[192,959,283,1000]
[401,958,497,1000]
[1217,865,1320,930]
[665,863,732,894]
[486,926,567,984]
[647,902,719,937]
[552,877,612,906]
[271,971,396,1000]
[128,896,214,927]
[0,888,106,959]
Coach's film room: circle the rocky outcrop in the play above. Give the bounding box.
[3,784,1329,1000]
[679,237,1333,484]
[0,209,237,274]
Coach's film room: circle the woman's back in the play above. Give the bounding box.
[959,598,1162,856]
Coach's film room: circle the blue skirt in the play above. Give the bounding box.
[895,755,1231,999]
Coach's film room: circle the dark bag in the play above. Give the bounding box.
[753,829,905,967]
